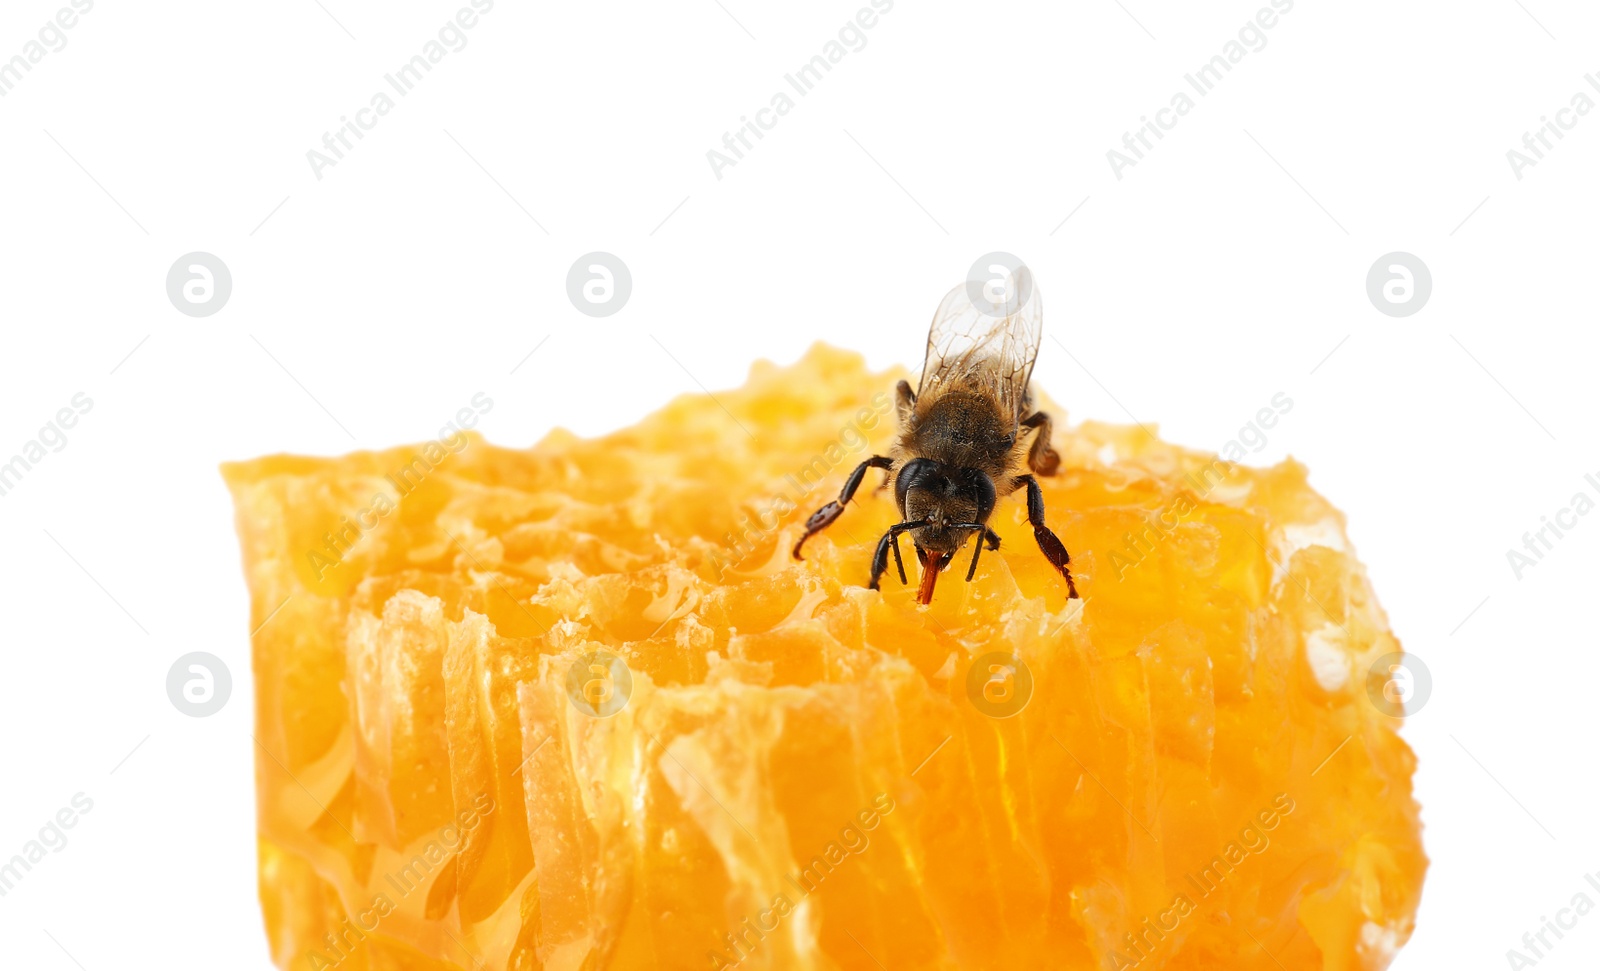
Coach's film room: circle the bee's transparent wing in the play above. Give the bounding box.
[918,266,1043,428]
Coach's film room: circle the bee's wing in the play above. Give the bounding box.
[918,267,1042,428]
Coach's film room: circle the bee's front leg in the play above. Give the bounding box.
[868,520,926,589]
[792,456,894,559]
[946,522,997,582]
[1016,474,1079,599]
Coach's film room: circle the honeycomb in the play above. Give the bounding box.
[224,344,1425,970]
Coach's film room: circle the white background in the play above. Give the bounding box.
[1,0,1595,967]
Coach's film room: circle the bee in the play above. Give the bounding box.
[793,268,1080,604]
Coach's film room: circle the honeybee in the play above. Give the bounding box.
[793,268,1080,604]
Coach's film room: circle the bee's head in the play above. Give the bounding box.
[896,458,997,554]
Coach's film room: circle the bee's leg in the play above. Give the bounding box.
[965,529,984,581]
[876,382,915,496]
[1020,411,1061,476]
[1017,475,1080,599]
[793,455,894,559]
[947,523,996,582]
[869,520,926,589]
[895,379,916,425]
